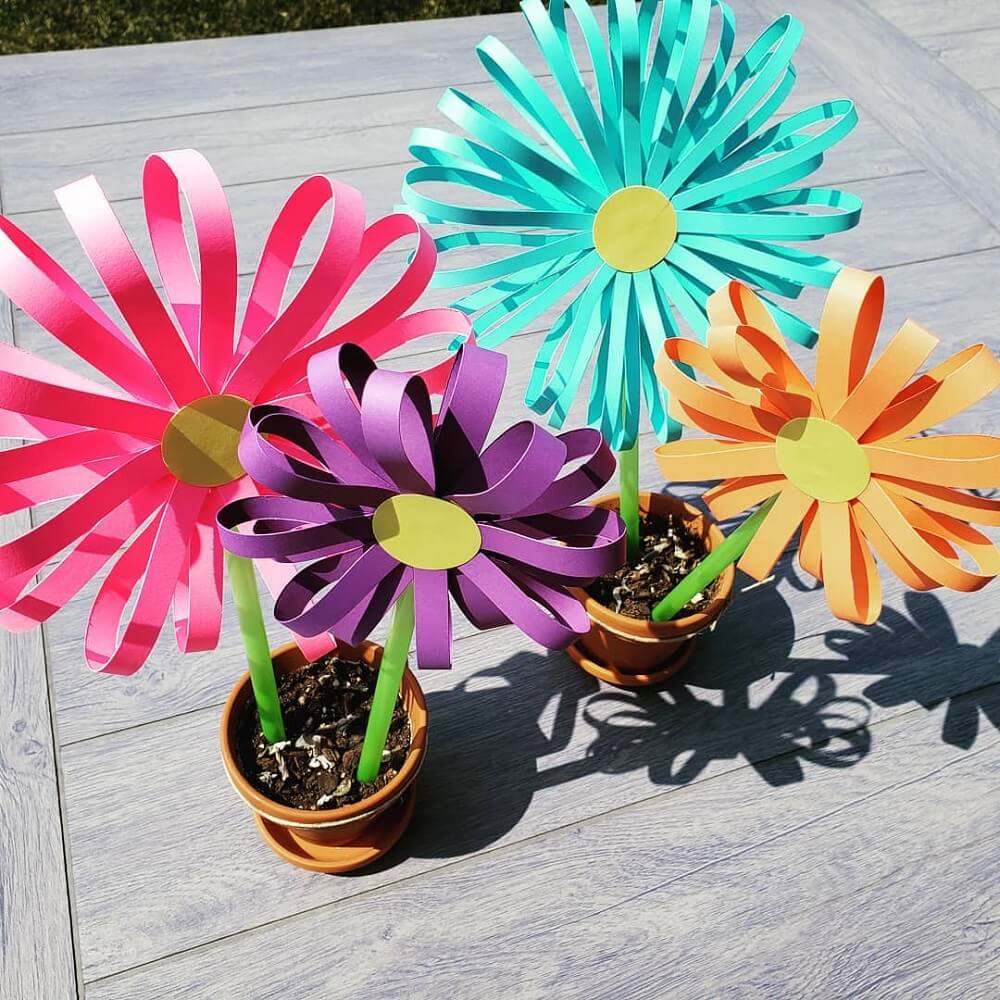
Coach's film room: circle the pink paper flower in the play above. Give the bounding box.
[0,149,468,675]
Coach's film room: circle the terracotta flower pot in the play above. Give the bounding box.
[220,639,428,874]
[567,492,735,687]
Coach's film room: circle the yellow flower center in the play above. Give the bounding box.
[592,185,678,272]
[372,494,482,570]
[775,417,870,503]
[161,394,251,487]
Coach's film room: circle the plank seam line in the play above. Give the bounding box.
[82,692,1000,986]
[0,163,85,999]
[748,0,1000,235]
[545,734,1000,935]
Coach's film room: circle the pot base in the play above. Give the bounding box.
[254,785,417,874]
[565,635,693,688]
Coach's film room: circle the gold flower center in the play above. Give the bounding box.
[372,494,482,570]
[775,417,870,503]
[161,394,251,487]
[593,185,678,272]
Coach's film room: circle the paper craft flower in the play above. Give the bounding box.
[655,266,1000,624]
[0,148,469,674]
[218,339,626,668]
[402,0,861,450]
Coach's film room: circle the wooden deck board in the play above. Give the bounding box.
[1,4,998,998]
[85,685,1000,1000]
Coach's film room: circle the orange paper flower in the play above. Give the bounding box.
[654,267,1000,624]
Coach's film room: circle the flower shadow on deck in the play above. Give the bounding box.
[368,572,997,872]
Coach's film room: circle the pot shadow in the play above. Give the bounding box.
[395,577,874,865]
[374,567,995,873]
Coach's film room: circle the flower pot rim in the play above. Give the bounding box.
[220,638,428,828]
[577,490,735,640]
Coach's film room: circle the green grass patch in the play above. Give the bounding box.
[0,1,548,55]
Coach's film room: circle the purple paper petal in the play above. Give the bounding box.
[479,519,623,584]
[218,495,372,561]
[455,552,589,649]
[516,428,616,516]
[307,344,387,478]
[334,563,411,645]
[239,407,393,507]
[450,569,511,631]
[433,339,506,492]
[360,368,436,494]
[274,543,399,636]
[448,421,567,517]
[413,568,453,669]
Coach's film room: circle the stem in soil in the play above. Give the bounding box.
[356,584,415,784]
[650,495,779,623]
[225,552,286,744]
[619,440,641,561]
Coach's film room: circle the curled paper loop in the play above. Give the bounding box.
[654,266,1000,625]
[218,339,626,669]
[0,149,469,674]
[402,0,860,449]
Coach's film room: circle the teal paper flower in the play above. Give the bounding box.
[402,0,861,450]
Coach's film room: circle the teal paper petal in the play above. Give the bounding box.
[402,0,863,450]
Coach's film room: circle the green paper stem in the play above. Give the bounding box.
[650,495,780,623]
[226,552,286,745]
[619,441,641,561]
[357,584,415,784]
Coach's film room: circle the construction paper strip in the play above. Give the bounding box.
[226,552,286,744]
[56,175,209,407]
[218,339,623,669]
[651,494,778,622]
[356,584,415,783]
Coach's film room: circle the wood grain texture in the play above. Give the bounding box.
[0,7,770,134]
[0,245,79,996]
[918,27,1000,92]
[1,60,850,213]
[1,5,998,997]
[63,564,1000,983]
[84,685,1000,1000]
[866,0,1000,39]
[750,0,1000,229]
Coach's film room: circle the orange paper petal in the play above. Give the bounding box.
[815,267,884,415]
[858,480,999,592]
[819,499,882,624]
[703,475,787,520]
[655,438,782,482]
[863,343,1000,443]
[877,477,1000,527]
[737,485,813,580]
[866,434,1000,489]
[832,319,938,439]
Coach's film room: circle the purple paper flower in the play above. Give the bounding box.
[218,340,625,668]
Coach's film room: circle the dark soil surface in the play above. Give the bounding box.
[585,510,713,620]
[235,652,411,810]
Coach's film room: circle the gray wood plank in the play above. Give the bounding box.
[60,544,1000,982]
[0,59,845,214]
[83,679,1000,998]
[918,27,1000,92]
[0,7,770,134]
[0,242,79,996]
[866,0,1000,39]
[751,0,1000,229]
